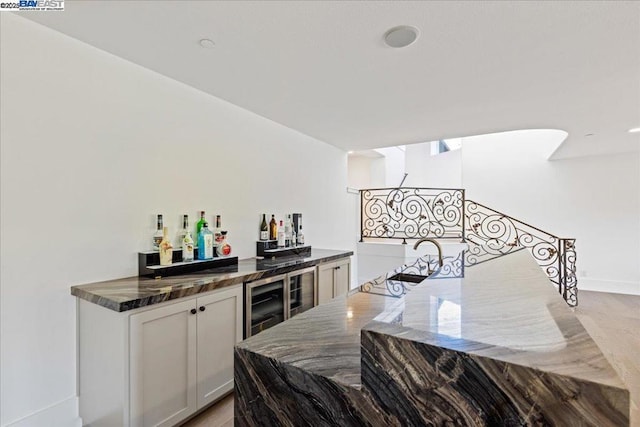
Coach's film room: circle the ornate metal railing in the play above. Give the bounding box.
[464,200,577,306]
[358,187,578,306]
[360,187,465,242]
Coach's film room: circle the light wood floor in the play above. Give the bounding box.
[181,290,640,427]
[180,393,234,427]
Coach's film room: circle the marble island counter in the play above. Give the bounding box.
[70,248,352,312]
[235,249,630,426]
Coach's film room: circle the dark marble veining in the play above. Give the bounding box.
[235,248,629,426]
[70,249,352,312]
[362,324,628,426]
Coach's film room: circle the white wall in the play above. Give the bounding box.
[406,130,640,295]
[0,14,354,426]
[374,146,405,187]
[462,131,639,294]
[347,156,372,189]
[405,142,462,188]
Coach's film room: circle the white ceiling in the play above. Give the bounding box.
[21,1,640,159]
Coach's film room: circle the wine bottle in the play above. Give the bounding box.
[182,215,194,262]
[196,211,206,236]
[213,215,223,252]
[159,227,173,265]
[297,224,305,245]
[153,214,164,250]
[260,214,269,240]
[277,220,285,248]
[269,215,277,240]
[197,222,214,260]
[284,214,292,247]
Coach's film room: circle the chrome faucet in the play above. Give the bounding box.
[413,238,444,273]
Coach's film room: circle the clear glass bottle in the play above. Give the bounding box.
[277,220,286,248]
[197,222,214,260]
[153,214,164,250]
[182,215,194,262]
[159,227,173,265]
[284,214,292,247]
[297,224,305,245]
[213,215,223,252]
[216,231,232,257]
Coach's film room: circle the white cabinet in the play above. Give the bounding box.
[317,258,351,304]
[195,288,242,408]
[78,284,243,427]
[130,299,197,427]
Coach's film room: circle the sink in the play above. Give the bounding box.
[387,273,429,283]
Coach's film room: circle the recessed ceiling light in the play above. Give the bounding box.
[384,26,419,48]
[629,127,640,133]
[199,39,215,49]
[348,150,354,154]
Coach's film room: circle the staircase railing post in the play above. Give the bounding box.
[461,189,466,242]
[561,239,568,302]
[359,190,364,242]
[558,239,564,298]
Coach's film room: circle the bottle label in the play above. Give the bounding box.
[217,243,232,257]
[182,236,194,262]
[260,230,268,240]
[159,240,173,266]
[198,233,214,260]
[214,232,223,245]
[203,235,213,259]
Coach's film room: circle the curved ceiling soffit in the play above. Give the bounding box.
[398,128,569,161]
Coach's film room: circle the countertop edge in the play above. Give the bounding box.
[71,250,353,313]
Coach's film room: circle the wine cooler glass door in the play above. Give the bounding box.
[246,274,286,338]
[288,267,316,319]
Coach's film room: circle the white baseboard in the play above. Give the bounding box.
[3,396,82,427]
[578,277,640,295]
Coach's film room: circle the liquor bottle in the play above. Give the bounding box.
[213,215,223,253]
[277,220,286,248]
[260,214,269,241]
[284,215,292,247]
[180,214,189,240]
[297,224,305,245]
[216,231,232,257]
[269,215,277,240]
[196,211,206,236]
[290,216,297,247]
[197,222,214,260]
[181,215,194,262]
[159,227,173,265]
[153,214,164,250]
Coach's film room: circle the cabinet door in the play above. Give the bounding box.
[334,258,351,298]
[317,262,336,305]
[196,285,243,409]
[130,299,197,427]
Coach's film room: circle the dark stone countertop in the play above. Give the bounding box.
[235,249,629,425]
[70,248,352,312]
[236,248,625,392]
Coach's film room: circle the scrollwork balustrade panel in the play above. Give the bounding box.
[361,188,464,240]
